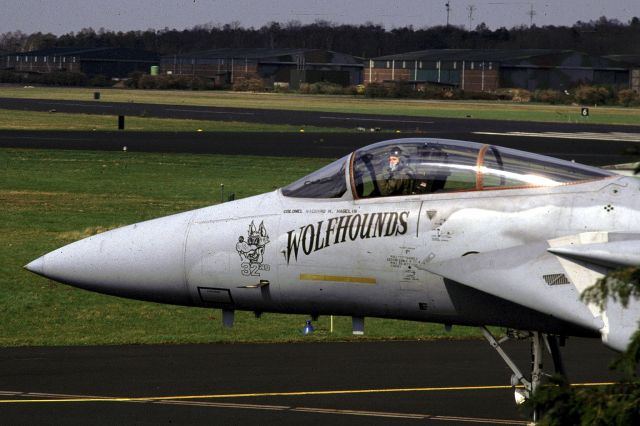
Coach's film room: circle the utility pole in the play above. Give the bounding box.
[527,3,536,27]
[445,1,451,27]
[467,4,476,31]
[489,2,538,27]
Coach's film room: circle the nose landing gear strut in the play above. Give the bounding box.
[480,326,566,423]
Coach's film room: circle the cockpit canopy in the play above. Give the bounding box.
[281,138,614,199]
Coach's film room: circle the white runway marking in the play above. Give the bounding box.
[474,131,640,143]
[35,101,114,108]
[157,400,527,423]
[0,389,528,424]
[320,116,434,124]
[165,108,254,115]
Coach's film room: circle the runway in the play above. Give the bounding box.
[1,129,637,167]
[0,338,622,425]
[1,96,639,135]
[1,96,639,166]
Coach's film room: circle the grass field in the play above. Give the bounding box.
[1,86,639,126]
[1,147,486,347]
[0,109,352,132]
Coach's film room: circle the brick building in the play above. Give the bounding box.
[160,48,363,87]
[606,55,640,93]
[366,49,630,92]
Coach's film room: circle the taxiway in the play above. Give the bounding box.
[0,338,622,425]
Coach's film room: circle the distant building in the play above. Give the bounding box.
[366,49,631,92]
[606,55,640,93]
[2,47,159,79]
[160,48,363,87]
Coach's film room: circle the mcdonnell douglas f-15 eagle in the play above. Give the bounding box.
[26,138,640,406]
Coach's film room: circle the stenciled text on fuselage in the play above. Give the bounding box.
[285,211,410,263]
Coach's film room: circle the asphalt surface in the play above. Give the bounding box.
[0,95,638,134]
[2,96,640,165]
[1,129,639,166]
[0,97,637,425]
[0,338,623,426]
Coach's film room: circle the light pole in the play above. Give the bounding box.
[467,4,476,31]
[445,1,451,27]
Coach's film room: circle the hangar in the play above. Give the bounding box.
[606,55,640,93]
[2,47,159,79]
[160,48,363,88]
[366,49,631,92]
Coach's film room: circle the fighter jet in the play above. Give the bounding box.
[25,138,640,405]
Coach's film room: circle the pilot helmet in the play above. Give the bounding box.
[388,146,403,159]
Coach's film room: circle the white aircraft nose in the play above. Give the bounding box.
[24,256,45,275]
[24,211,195,305]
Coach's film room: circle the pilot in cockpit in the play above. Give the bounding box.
[379,146,414,196]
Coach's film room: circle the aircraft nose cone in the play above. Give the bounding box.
[24,256,45,275]
[25,211,195,305]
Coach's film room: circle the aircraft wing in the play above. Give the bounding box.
[417,233,640,351]
[547,238,640,269]
[417,241,603,332]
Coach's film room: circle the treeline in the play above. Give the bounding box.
[1,16,639,57]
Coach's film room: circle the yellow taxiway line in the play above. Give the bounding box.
[1,384,615,425]
[0,382,615,404]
